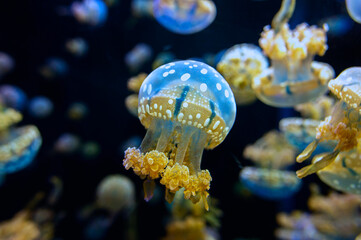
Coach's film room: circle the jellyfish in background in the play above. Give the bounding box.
[71,0,108,26]
[67,102,88,120]
[0,85,28,111]
[294,95,335,121]
[132,0,154,17]
[65,38,88,57]
[296,67,361,178]
[124,43,153,73]
[240,130,302,200]
[125,73,148,117]
[0,52,14,79]
[123,60,236,209]
[153,0,217,34]
[0,211,41,240]
[346,0,361,24]
[28,96,54,119]
[152,51,176,70]
[319,15,354,37]
[217,44,268,106]
[53,133,81,154]
[81,141,101,159]
[39,58,69,79]
[252,0,334,107]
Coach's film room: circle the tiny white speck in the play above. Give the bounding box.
[215,74,219,78]
[200,83,207,92]
[193,64,198,67]
[225,90,229,98]
[168,99,174,104]
[163,72,169,77]
[184,62,190,65]
[147,84,152,95]
[196,113,201,119]
[143,84,147,92]
[154,104,158,109]
[201,68,208,74]
[189,66,193,69]
[216,83,222,90]
[181,73,191,81]
[183,102,188,108]
[165,66,170,69]
[169,69,175,74]
[170,63,175,66]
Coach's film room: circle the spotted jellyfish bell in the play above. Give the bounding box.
[123,60,236,210]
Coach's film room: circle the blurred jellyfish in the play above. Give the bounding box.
[0,52,14,79]
[54,133,81,154]
[81,141,101,159]
[152,52,176,70]
[217,44,268,105]
[0,85,28,111]
[65,38,88,57]
[84,215,112,240]
[124,43,153,72]
[320,15,354,37]
[131,0,154,17]
[294,95,335,120]
[123,60,236,209]
[0,211,40,240]
[252,0,334,107]
[71,0,108,26]
[125,73,148,117]
[153,0,217,34]
[39,58,69,79]
[67,102,88,120]
[28,96,54,118]
[125,94,139,117]
[103,0,119,7]
[96,174,135,214]
[346,0,361,24]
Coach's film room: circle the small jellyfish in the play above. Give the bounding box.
[127,73,148,93]
[296,67,361,178]
[28,96,54,118]
[217,44,268,105]
[123,60,236,209]
[96,174,135,214]
[67,102,88,120]
[131,0,154,17]
[346,0,361,24]
[65,38,88,57]
[71,0,108,26]
[0,125,42,174]
[125,94,139,117]
[39,58,69,79]
[153,0,216,34]
[0,105,22,131]
[294,95,335,120]
[81,141,101,159]
[163,217,209,240]
[0,52,14,79]
[0,85,28,111]
[0,211,40,240]
[53,133,81,154]
[125,73,148,117]
[152,52,176,70]
[252,0,334,107]
[124,43,153,73]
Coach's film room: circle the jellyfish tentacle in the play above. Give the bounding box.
[188,131,207,174]
[175,126,196,165]
[156,120,174,152]
[296,139,319,163]
[272,0,296,33]
[139,120,162,153]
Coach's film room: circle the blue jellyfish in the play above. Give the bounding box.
[0,52,14,79]
[54,133,81,154]
[153,0,217,34]
[124,43,153,72]
[346,0,361,24]
[39,58,69,79]
[65,38,88,57]
[28,96,54,118]
[67,102,88,120]
[71,0,108,26]
[0,85,28,111]
[123,60,236,209]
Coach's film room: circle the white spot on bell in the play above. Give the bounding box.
[200,83,207,92]
[147,84,152,95]
[216,83,222,90]
[181,73,191,81]
[225,90,229,98]
[163,72,169,77]
[201,68,208,74]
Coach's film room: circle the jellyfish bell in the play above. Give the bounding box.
[123,60,236,209]
[217,44,268,106]
[71,0,108,26]
[346,0,361,24]
[0,85,28,111]
[28,96,54,119]
[0,52,14,78]
[39,58,69,79]
[153,0,217,34]
[65,38,88,57]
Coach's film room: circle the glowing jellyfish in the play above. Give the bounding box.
[252,0,334,107]
[28,96,54,118]
[153,0,216,34]
[346,0,361,24]
[217,44,268,105]
[0,52,14,79]
[124,43,153,72]
[67,102,88,120]
[39,58,69,79]
[279,117,336,154]
[132,0,154,17]
[294,95,335,120]
[54,133,81,154]
[96,174,135,213]
[296,67,361,178]
[71,0,108,26]
[123,60,236,209]
[65,38,88,57]
[0,85,28,111]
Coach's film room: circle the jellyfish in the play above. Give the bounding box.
[217,44,268,106]
[153,0,216,34]
[346,0,361,24]
[53,133,81,154]
[125,73,148,117]
[0,211,40,240]
[296,67,361,178]
[131,0,154,18]
[279,117,336,154]
[252,0,334,107]
[71,0,108,26]
[123,60,236,209]
[39,58,69,79]
[0,85,28,111]
[81,141,101,159]
[96,175,135,214]
[65,38,88,57]
[294,95,335,120]
[0,52,14,79]
[67,102,88,120]
[124,43,153,73]
[28,96,54,118]
[319,15,354,37]
[241,130,301,199]
[125,94,139,117]
[152,52,176,70]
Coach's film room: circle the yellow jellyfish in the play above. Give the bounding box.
[125,73,148,117]
[296,67,361,178]
[252,0,334,107]
[123,60,236,209]
[294,95,335,120]
[0,211,40,240]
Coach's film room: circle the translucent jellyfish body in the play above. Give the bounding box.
[124,43,153,72]
[65,38,88,57]
[0,211,40,240]
[0,85,28,111]
[217,44,268,105]
[125,73,148,117]
[0,125,42,173]
[0,52,14,79]
[67,102,88,120]
[296,67,361,178]
[346,0,361,24]
[240,167,301,200]
[253,23,334,107]
[71,0,108,26]
[54,133,81,154]
[28,96,54,118]
[123,60,236,209]
[279,118,336,155]
[153,0,216,34]
[39,58,69,79]
[294,95,335,120]
[96,175,135,213]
